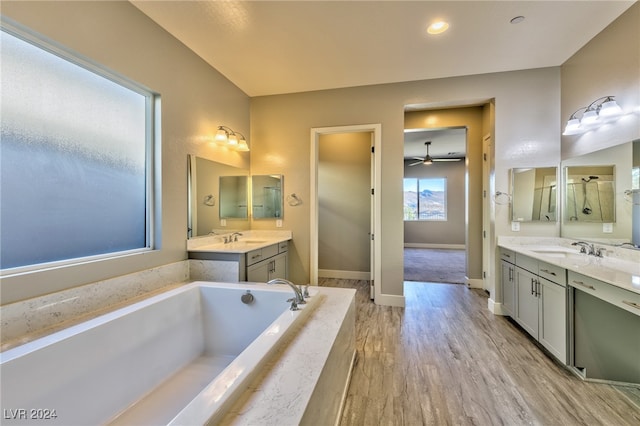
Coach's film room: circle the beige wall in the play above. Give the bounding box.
[318,132,371,274]
[403,160,466,246]
[561,2,640,159]
[1,1,250,303]
[251,68,561,300]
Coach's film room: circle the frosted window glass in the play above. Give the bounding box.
[1,30,150,269]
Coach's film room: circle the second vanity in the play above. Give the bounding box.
[498,237,640,385]
[187,231,292,282]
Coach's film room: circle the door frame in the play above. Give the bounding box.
[310,124,382,301]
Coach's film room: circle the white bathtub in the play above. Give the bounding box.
[0,281,320,425]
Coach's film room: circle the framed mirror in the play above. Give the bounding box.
[252,175,283,219]
[511,167,558,222]
[564,165,615,223]
[187,155,249,238]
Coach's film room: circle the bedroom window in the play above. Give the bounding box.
[0,25,156,271]
[403,178,447,221]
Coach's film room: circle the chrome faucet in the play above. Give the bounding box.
[230,232,243,242]
[571,241,594,255]
[267,278,306,310]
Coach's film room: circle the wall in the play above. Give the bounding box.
[318,132,371,275]
[251,68,561,301]
[1,1,250,304]
[561,2,640,159]
[403,159,465,246]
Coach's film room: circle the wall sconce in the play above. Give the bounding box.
[214,125,249,151]
[563,96,623,136]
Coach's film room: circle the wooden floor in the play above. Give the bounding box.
[319,278,640,426]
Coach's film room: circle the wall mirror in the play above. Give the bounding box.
[187,155,249,238]
[511,167,558,222]
[561,141,635,243]
[252,175,283,219]
[564,165,615,223]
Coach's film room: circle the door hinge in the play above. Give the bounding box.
[371,146,375,153]
[483,190,487,198]
[371,234,374,241]
[483,230,487,238]
[371,188,374,195]
[483,153,487,161]
[483,271,487,279]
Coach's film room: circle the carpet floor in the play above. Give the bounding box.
[404,248,466,284]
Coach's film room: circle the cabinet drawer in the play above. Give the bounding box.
[538,261,566,286]
[246,249,264,266]
[262,244,278,259]
[515,253,538,274]
[278,241,288,253]
[568,271,640,317]
[500,248,515,263]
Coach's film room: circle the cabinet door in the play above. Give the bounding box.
[539,278,567,363]
[515,267,539,338]
[501,260,515,317]
[270,253,288,280]
[247,261,270,282]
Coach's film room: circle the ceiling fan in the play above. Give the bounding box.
[408,141,462,166]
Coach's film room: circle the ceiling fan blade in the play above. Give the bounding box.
[408,160,423,166]
[432,158,462,162]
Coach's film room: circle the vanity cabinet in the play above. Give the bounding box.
[570,271,640,383]
[500,249,516,316]
[513,254,568,364]
[246,241,288,282]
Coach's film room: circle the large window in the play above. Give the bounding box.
[403,178,447,220]
[1,25,155,271]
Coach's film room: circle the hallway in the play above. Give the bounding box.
[320,278,640,425]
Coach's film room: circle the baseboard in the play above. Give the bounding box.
[318,269,370,280]
[488,298,508,315]
[375,293,406,307]
[466,277,483,289]
[334,349,357,426]
[404,243,466,250]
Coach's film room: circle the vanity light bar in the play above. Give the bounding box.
[563,96,623,136]
[214,125,250,151]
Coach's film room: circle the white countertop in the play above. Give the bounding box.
[498,237,640,295]
[187,230,292,254]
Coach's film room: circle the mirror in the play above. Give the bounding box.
[561,142,633,243]
[187,155,249,238]
[252,175,283,219]
[564,165,615,223]
[219,176,249,219]
[511,167,558,222]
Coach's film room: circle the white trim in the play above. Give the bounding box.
[311,124,382,304]
[466,277,483,289]
[488,298,508,315]
[404,243,465,250]
[374,293,406,307]
[318,269,370,280]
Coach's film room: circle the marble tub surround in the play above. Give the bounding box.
[498,236,640,294]
[187,230,292,253]
[1,261,189,351]
[219,286,357,426]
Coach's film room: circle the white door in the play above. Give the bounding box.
[370,135,375,299]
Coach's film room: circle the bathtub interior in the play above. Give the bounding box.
[0,282,311,426]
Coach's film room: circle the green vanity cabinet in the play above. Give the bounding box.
[513,254,568,364]
[570,271,640,383]
[500,249,516,317]
[246,241,288,282]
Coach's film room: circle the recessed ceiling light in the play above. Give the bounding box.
[427,21,449,35]
[510,16,525,24]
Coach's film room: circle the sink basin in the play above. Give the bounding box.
[531,250,583,259]
[239,240,267,245]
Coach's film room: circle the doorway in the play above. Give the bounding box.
[310,124,381,301]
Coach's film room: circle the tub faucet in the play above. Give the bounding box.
[267,278,306,306]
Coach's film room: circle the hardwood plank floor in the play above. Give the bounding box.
[320,278,640,426]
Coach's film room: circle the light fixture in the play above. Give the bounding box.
[213,125,249,151]
[562,96,623,136]
[427,21,449,35]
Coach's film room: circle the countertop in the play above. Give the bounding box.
[187,230,292,254]
[498,237,640,295]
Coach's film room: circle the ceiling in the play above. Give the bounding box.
[404,128,466,160]
[131,1,634,98]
